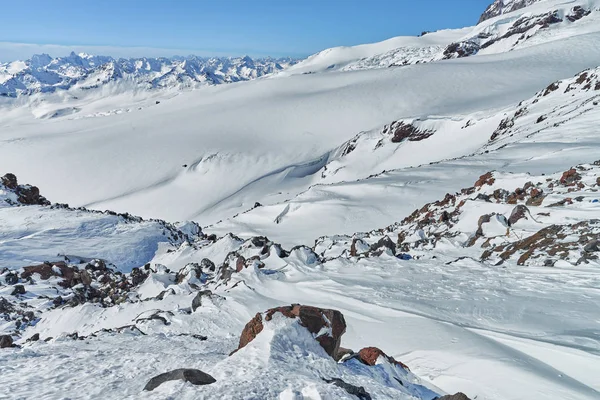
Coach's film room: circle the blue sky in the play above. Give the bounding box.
[0,0,491,60]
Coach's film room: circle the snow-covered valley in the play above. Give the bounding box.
[1,0,600,399]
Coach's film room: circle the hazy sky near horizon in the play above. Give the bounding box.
[0,0,490,60]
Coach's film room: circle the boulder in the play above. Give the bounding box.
[0,335,14,348]
[11,285,25,296]
[584,239,599,253]
[235,304,346,360]
[356,347,410,370]
[144,368,216,391]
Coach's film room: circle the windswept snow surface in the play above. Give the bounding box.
[2,0,600,398]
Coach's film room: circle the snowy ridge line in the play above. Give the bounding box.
[0,52,299,98]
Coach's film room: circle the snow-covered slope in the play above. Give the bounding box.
[0,52,297,98]
[1,0,600,398]
[280,0,599,74]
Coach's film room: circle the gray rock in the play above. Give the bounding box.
[192,290,213,312]
[5,272,18,285]
[11,285,25,296]
[437,393,471,400]
[0,335,14,348]
[584,239,599,253]
[144,368,216,391]
[323,378,371,400]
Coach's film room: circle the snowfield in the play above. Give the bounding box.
[1,0,600,399]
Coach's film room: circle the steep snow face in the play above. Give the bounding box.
[479,0,544,23]
[0,52,298,98]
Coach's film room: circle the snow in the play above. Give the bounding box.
[1,0,600,398]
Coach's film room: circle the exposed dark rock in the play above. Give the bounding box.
[0,335,14,348]
[5,272,18,285]
[443,41,479,59]
[437,393,472,400]
[508,205,530,225]
[323,378,372,400]
[144,368,216,391]
[191,290,213,312]
[369,236,396,256]
[1,173,18,189]
[11,285,25,296]
[388,121,435,143]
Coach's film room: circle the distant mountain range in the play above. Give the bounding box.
[0,53,298,97]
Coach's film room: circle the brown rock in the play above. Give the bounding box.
[235,304,346,359]
[560,168,581,186]
[356,347,410,370]
[474,172,495,187]
[235,255,246,273]
[1,173,18,189]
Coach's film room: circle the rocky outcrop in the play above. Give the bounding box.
[1,173,50,206]
[478,0,542,24]
[144,368,216,391]
[235,304,347,359]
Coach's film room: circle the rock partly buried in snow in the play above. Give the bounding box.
[0,335,14,348]
[1,173,50,206]
[235,304,347,359]
[143,368,216,391]
[355,347,410,370]
[323,378,372,400]
[191,290,214,312]
[437,393,472,400]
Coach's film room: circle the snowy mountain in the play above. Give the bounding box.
[0,52,298,97]
[1,0,600,398]
[478,0,543,23]
[281,0,598,73]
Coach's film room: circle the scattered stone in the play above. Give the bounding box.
[584,239,599,253]
[144,368,216,391]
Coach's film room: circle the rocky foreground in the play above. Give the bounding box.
[1,163,599,398]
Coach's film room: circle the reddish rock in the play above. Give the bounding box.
[235,304,346,359]
[560,168,581,186]
[235,255,246,273]
[509,205,530,226]
[21,262,74,282]
[356,347,410,370]
[474,172,495,187]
